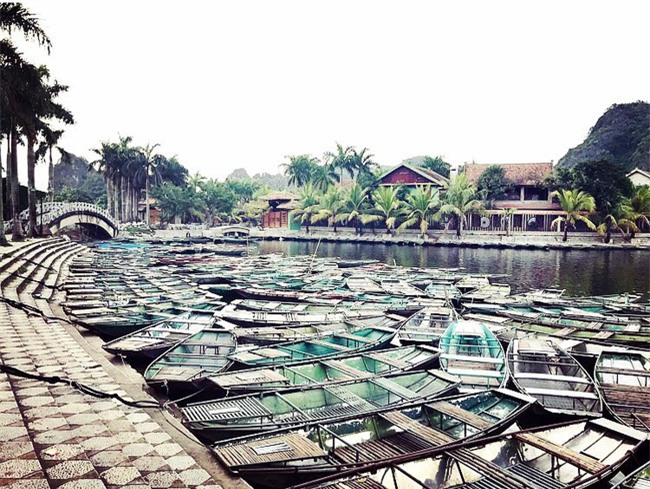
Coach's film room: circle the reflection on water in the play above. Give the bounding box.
[258,241,650,300]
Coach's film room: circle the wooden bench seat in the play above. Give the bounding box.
[514,432,606,474]
[429,401,492,430]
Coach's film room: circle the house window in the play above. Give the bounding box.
[524,188,548,201]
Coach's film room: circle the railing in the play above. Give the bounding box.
[5,202,118,232]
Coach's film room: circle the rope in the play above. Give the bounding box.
[0,362,160,409]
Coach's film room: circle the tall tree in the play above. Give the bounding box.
[1,3,52,242]
[350,147,378,179]
[398,185,440,238]
[476,165,514,207]
[282,154,319,187]
[550,189,597,242]
[312,186,345,232]
[139,143,160,227]
[324,143,354,187]
[436,172,484,237]
[618,186,650,238]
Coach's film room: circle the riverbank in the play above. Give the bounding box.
[146,226,650,251]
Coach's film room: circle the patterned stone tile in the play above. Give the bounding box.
[27,417,68,432]
[32,429,76,445]
[177,469,210,487]
[131,456,168,472]
[78,437,117,452]
[45,460,96,479]
[122,443,155,458]
[143,432,171,445]
[143,471,181,489]
[165,456,195,472]
[153,444,183,458]
[18,396,56,408]
[39,443,85,461]
[100,466,141,486]
[0,441,35,462]
[5,479,50,489]
[133,422,159,434]
[0,459,42,479]
[65,413,100,426]
[112,432,145,444]
[0,426,29,442]
[56,480,106,489]
[96,411,125,421]
[0,412,22,426]
[88,451,128,468]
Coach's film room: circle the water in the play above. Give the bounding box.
[258,241,650,300]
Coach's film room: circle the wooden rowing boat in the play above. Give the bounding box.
[595,349,650,432]
[439,320,506,392]
[211,388,536,488]
[178,370,460,442]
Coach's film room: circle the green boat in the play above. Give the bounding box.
[439,320,506,392]
[228,325,400,369]
[205,345,441,396]
[211,388,536,488]
[178,370,460,442]
[144,328,236,395]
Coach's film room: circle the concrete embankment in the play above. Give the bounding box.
[148,227,650,251]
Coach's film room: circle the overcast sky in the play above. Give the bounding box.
[11,0,650,187]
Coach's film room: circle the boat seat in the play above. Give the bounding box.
[442,354,504,364]
[524,387,599,399]
[428,401,492,429]
[335,333,373,344]
[514,432,607,474]
[308,340,350,351]
[514,373,591,384]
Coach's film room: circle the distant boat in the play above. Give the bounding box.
[398,306,456,345]
[439,319,506,391]
[595,349,650,432]
[507,336,602,417]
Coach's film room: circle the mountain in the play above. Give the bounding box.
[557,101,650,171]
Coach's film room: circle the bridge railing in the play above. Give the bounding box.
[5,202,119,233]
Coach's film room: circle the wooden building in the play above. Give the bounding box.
[627,168,650,187]
[378,163,448,190]
[260,191,299,229]
[464,162,563,232]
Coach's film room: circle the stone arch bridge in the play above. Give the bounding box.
[6,202,119,238]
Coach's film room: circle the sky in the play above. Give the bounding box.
[8,0,650,188]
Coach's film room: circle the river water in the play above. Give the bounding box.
[258,241,650,300]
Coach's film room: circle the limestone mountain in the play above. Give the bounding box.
[557,101,649,171]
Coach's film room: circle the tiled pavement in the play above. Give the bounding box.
[0,240,246,489]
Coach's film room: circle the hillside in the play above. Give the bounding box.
[557,101,650,171]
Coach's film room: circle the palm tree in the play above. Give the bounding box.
[364,186,403,235]
[1,3,52,242]
[500,207,516,237]
[312,187,345,232]
[139,143,160,227]
[324,143,354,187]
[291,183,320,233]
[339,184,371,235]
[350,147,378,179]
[398,185,440,238]
[187,171,205,193]
[550,189,597,242]
[597,213,625,244]
[282,154,319,187]
[310,163,337,192]
[436,172,484,238]
[618,186,650,239]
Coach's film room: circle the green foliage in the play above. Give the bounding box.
[282,154,320,187]
[339,184,372,234]
[550,189,597,241]
[311,187,346,231]
[421,156,451,178]
[557,101,650,172]
[152,182,205,225]
[291,183,320,232]
[547,160,633,214]
[155,155,188,186]
[436,172,484,237]
[618,186,650,237]
[365,186,403,234]
[476,165,514,205]
[398,185,440,237]
[52,153,106,205]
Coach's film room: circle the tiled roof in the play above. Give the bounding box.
[464,162,553,186]
[378,163,449,186]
